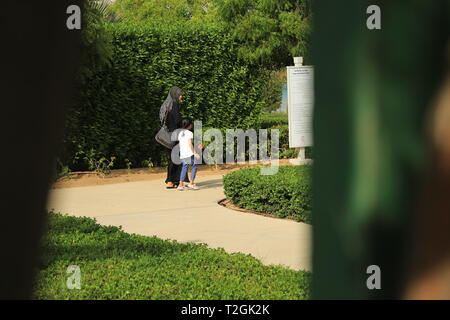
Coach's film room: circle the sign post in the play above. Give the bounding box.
[287,56,314,165]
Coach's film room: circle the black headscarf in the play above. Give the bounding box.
[159,86,183,125]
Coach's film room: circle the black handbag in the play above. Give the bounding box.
[155,122,175,149]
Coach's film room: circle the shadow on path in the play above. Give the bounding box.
[196,179,223,189]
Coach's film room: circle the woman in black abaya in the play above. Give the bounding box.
[159,86,189,188]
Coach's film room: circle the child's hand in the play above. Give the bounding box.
[194,153,201,160]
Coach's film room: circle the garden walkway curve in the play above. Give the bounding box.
[48,174,312,271]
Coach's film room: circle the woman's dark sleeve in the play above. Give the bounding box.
[172,103,181,128]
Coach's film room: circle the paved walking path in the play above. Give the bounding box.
[48,174,312,271]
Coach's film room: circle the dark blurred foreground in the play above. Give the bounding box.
[0,1,449,299]
[312,0,450,299]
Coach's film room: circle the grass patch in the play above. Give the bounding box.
[33,212,310,300]
[260,112,288,129]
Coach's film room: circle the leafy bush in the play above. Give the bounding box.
[261,71,285,113]
[223,165,312,223]
[62,21,270,171]
[34,212,311,299]
[259,114,314,160]
[109,0,312,69]
[280,148,299,159]
[187,123,308,164]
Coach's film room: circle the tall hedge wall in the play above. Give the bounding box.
[62,22,269,170]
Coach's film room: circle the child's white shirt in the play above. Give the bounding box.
[178,129,194,159]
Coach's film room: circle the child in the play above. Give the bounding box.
[177,118,201,190]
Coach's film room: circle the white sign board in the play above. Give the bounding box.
[287,65,314,148]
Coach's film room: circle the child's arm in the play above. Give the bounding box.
[189,138,200,159]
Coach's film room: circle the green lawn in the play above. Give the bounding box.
[260,112,289,128]
[33,212,311,299]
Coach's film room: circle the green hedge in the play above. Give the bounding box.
[191,124,302,163]
[259,114,313,159]
[260,112,288,128]
[34,212,311,299]
[223,166,312,223]
[62,22,270,170]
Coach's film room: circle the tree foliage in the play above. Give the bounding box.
[215,0,312,68]
[110,0,220,24]
[109,0,312,69]
[79,0,115,82]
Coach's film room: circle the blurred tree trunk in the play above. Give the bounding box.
[0,1,81,299]
[312,0,449,299]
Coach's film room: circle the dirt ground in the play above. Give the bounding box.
[52,159,295,189]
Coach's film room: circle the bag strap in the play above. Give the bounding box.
[162,110,168,127]
[161,99,174,127]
